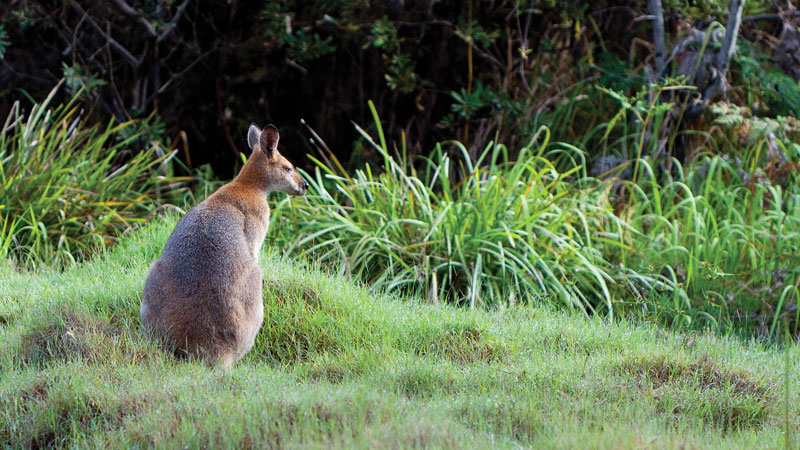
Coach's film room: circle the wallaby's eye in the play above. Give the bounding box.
[284,167,293,173]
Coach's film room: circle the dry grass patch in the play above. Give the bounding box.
[1,373,148,449]
[17,308,137,367]
[617,354,775,430]
[620,355,771,399]
[406,322,508,365]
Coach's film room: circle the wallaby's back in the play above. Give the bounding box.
[141,124,308,368]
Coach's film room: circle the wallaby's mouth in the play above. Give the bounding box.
[296,179,309,196]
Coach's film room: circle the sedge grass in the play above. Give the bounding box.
[0,82,190,269]
[270,102,669,315]
[618,152,800,337]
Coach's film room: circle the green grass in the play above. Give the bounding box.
[0,215,797,448]
[270,102,665,315]
[620,155,800,337]
[267,97,800,339]
[0,82,190,269]
[592,82,800,337]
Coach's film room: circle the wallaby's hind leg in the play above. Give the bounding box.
[217,351,235,369]
[230,264,264,363]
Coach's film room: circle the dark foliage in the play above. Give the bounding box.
[1,0,665,177]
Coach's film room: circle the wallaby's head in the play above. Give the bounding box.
[245,124,308,195]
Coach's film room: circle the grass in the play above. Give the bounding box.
[620,155,800,337]
[270,102,667,314]
[0,81,190,269]
[0,215,797,448]
[594,83,800,338]
[5,83,797,341]
[268,95,800,339]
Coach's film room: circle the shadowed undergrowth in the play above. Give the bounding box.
[0,216,797,449]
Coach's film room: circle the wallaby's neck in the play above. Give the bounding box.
[232,151,271,194]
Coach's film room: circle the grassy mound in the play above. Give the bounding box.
[0,216,797,448]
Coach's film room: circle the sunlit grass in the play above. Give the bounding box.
[0,216,796,448]
[268,96,800,338]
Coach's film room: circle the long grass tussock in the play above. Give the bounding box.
[270,102,670,316]
[0,81,190,269]
[270,89,800,338]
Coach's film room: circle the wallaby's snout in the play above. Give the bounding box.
[279,161,307,196]
[298,177,309,196]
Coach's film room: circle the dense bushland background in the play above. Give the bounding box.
[2,0,800,339]
[3,1,792,174]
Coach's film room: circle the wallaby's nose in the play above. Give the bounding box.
[301,179,309,192]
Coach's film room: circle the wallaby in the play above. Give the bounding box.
[141,123,308,368]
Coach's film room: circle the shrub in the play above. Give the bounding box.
[0,82,189,268]
[270,102,668,313]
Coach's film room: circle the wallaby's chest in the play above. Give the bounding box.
[244,205,270,260]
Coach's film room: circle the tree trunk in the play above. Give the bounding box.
[717,0,746,76]
[649,0,667,78]
[706,0,745,99]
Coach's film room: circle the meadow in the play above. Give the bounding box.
[0,216,797,448]
[2,84,799,448]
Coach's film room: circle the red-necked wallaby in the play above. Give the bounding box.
[141,123,308,368]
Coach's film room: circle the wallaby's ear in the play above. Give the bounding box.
[247,124,260,150]
[260,124,279,159]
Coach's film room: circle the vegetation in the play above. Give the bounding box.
[0,217,797,448]
[0,2,793,171]
[271,102,653,313]
[268,94,800,338]
[0,83,190,268]
[622,152,800,338]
